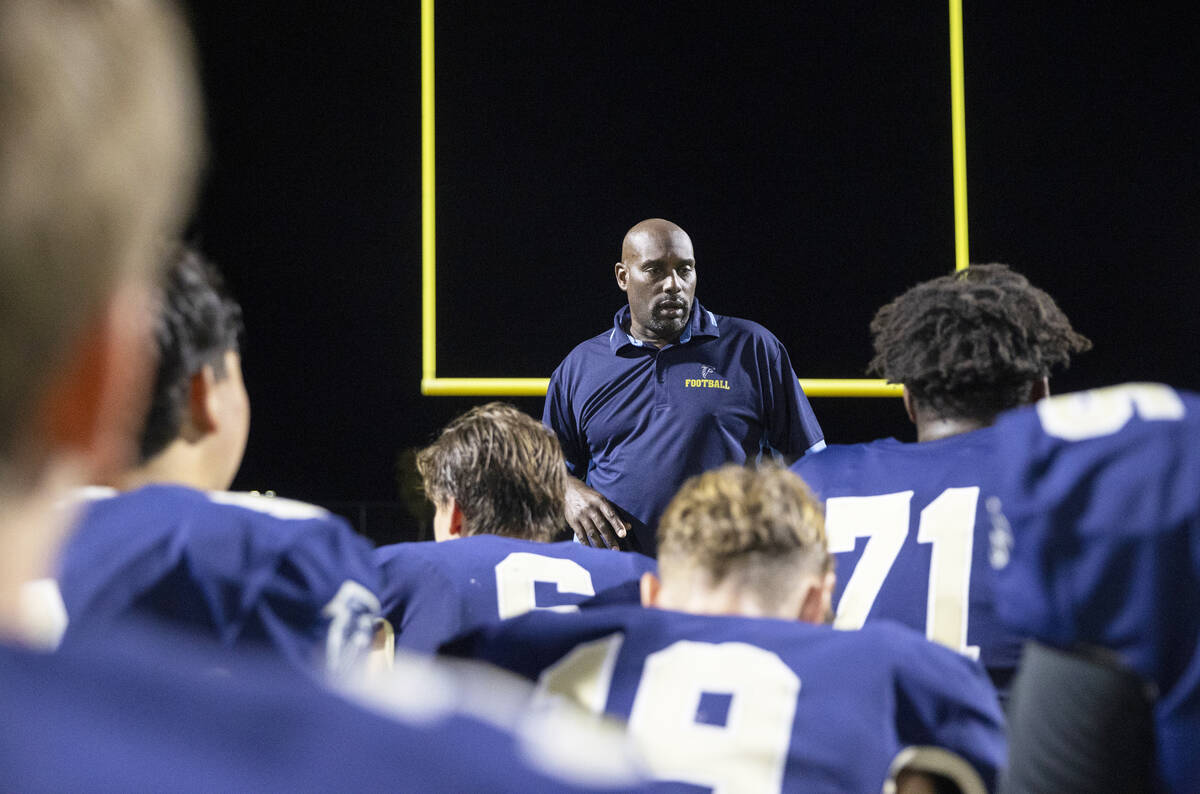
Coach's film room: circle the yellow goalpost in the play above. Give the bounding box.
[420,0,969,398]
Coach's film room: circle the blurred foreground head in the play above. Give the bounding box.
[648,463,834,623]
[417,402,566,542]
[0,0,202,612]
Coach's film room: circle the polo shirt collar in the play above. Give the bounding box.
[608,299,719,353]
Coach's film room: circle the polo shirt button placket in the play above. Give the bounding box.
[653,350,668,410]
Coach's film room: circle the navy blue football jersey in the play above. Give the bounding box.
[56,485,383,675]
[0,622,656,792]
[987,383,1200,792]
[447,605,1006,793]
[792,428,1024,690]
[375,534,656,652]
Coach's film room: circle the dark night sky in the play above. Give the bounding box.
[181,2,1199,537]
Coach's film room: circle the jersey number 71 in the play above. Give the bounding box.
[826,487,980,658]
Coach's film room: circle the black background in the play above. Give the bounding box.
[182,2,1200,541]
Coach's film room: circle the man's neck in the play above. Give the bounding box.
[655,579,802,621]
[115,444,213,492]
[627,323,681,349]
[914,415,994,443]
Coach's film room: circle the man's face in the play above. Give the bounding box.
[615,229,697,346]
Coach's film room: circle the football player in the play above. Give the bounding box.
[987,383,1198,792]
[447,464,1006,793]
[52,245,383,675]
[376,402,655,652]
[0,3,659,790]
[793,264,1090,694]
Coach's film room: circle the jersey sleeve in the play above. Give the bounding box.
[443,608,619,680]
[244,512,384,675]
[543,360,589,478]
[889,627,1007,792]
[760,334,823,458]
[988,385,1200,687]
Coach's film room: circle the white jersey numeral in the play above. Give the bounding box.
[538,637,798,794]
[494,552,596,620]
[321,579,382,675]
[826,488,980,658]
[1036,382,1185,440]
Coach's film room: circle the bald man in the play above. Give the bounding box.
[544,219,824,555]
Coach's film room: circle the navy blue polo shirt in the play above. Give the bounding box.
[544,300,823,555]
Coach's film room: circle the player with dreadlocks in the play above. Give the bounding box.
[793,263,1091,697]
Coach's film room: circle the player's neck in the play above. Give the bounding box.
[914,415,993,442]
[655,580,801,621]
[116,442,222,493]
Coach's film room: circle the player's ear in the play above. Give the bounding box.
[799,570,836,625]
[187,364,222,438]
[35,283,156,484]
[614,261,629,292]
[639,571,661,608]
[446,498,465,538]
[901,387,918,425]
[1028,376,1050,403]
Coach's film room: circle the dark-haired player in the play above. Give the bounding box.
[448,464,1006,793]
[792,264,1090,693]
[544,218,824,554]
[376,402,655,653]
[986,383,1199,792]
[0,4,661,789]
[52,244,383,675]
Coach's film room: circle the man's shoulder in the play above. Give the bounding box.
[539,541,657,574]
[702,310,783,345]
[70,485,365,573]
[793,437,900,467]
[993,383,1200,534]
[513,606,951,672]
[377,537,655,585]
[0,627,649,792]
[793,429,1001,492]
[82,484,336,526]
[377,535,541,572]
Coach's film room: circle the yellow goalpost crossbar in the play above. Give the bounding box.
[420,0,967,398]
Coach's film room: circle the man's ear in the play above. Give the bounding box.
[799,570,836,625]
[902,386,918,425]
[35,283,155,483]
[1028,376,1050,403]
[185,364,221,438]
[614,261,629,292]
[446,498,465,538]
[639,571,661,608]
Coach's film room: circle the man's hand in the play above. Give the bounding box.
[564,478,628,549]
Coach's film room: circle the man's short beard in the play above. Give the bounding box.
[648,309,689,338]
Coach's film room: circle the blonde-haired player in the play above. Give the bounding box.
[449,464,1006,793]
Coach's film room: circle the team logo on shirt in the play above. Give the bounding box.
[685,364,730,390]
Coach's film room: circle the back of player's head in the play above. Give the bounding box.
[0,0,202,475]
[869,263,1091,422]
[417,402,566,541]
[656,463,829,607]
[138,244,245,463]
